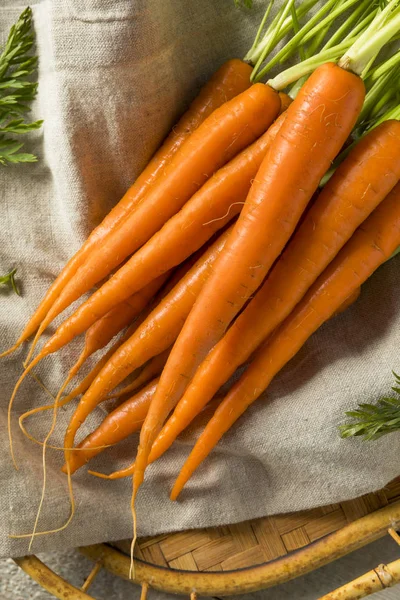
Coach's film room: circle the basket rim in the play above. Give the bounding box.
[77,497,400,597]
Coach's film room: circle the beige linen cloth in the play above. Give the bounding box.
[0,0,399,558]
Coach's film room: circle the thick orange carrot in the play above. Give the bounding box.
[66,274,169,384]
[30,84,280,349]
[171,182,400,499]
[62,227,233,465]
[134,63,365,494]
[62,379,158,475]
[3,59,252,356]
[149,119,400,462]
[108,349,170,401]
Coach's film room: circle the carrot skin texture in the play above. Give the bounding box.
[50,114,285,351]
[108,349,170,401]
[150,120,400,462]
[63,228,232,455]
[171,182,400,499]
[333,286,360,316]
[12,59,252,348]
[135,63,366,491]
[75,274,169,371]
[62,378,158,474]
[37,84,280,344]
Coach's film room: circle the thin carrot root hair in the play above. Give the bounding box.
[24,325,43,366]
[88,469,115,479]
[9,456,76,547]
[28,373,72,550]
[18,406,112,453]
[8,353,45,469]
[129,476,138,580]
[27,369,56,401]
[9,375,75,550]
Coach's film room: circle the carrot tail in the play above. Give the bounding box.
[62,378,156,474]
[0,342,22,359]
[8,353,46,468]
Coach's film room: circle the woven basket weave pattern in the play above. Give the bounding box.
[119,478,400,572]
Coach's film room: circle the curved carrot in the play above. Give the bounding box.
[149,119,400,463]
[2,59,252,357]
[30,84,280,350]
[62,227,233,465]
[171,182,400,499]
[134,63,366,494]
[61,379,158,475]
[107,349,170,401]
[66,273,169,385]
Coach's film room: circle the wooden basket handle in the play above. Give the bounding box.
[14,527,400,599]
[319,528,400,600]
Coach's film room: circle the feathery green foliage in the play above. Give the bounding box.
[0,7,42,165]
[340,372,400,440]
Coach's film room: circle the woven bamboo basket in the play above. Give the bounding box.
[14,476,400,599]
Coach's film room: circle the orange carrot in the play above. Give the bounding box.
[61,379,158,475]
[170,182,400,499]
[28,84,280,350]
[149,119,400,463]
[61,227,233,466]
[333,286,360,316]
[134,63,365,494]
[108,349,170,401]
[95,286,364,482]
[66,273,169,384]
[2,59,252,357]
[278,91,292,113]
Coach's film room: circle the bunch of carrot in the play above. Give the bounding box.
[4,0,400,539]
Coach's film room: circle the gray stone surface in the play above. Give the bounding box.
[1,536,400,599]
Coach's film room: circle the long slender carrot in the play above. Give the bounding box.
[171,181,400,499]
[97,285,364,482]
[1,59,252,358]
[61,227,233,466]
[63,334,137,407]
[107,349,170,401]
[40,110,287,357]
[149,119,400,463]
[28,84,280,352]
[60,264,195,407]
[134,63,366,494]
[61,379,158,475]
[66,273,169,385]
